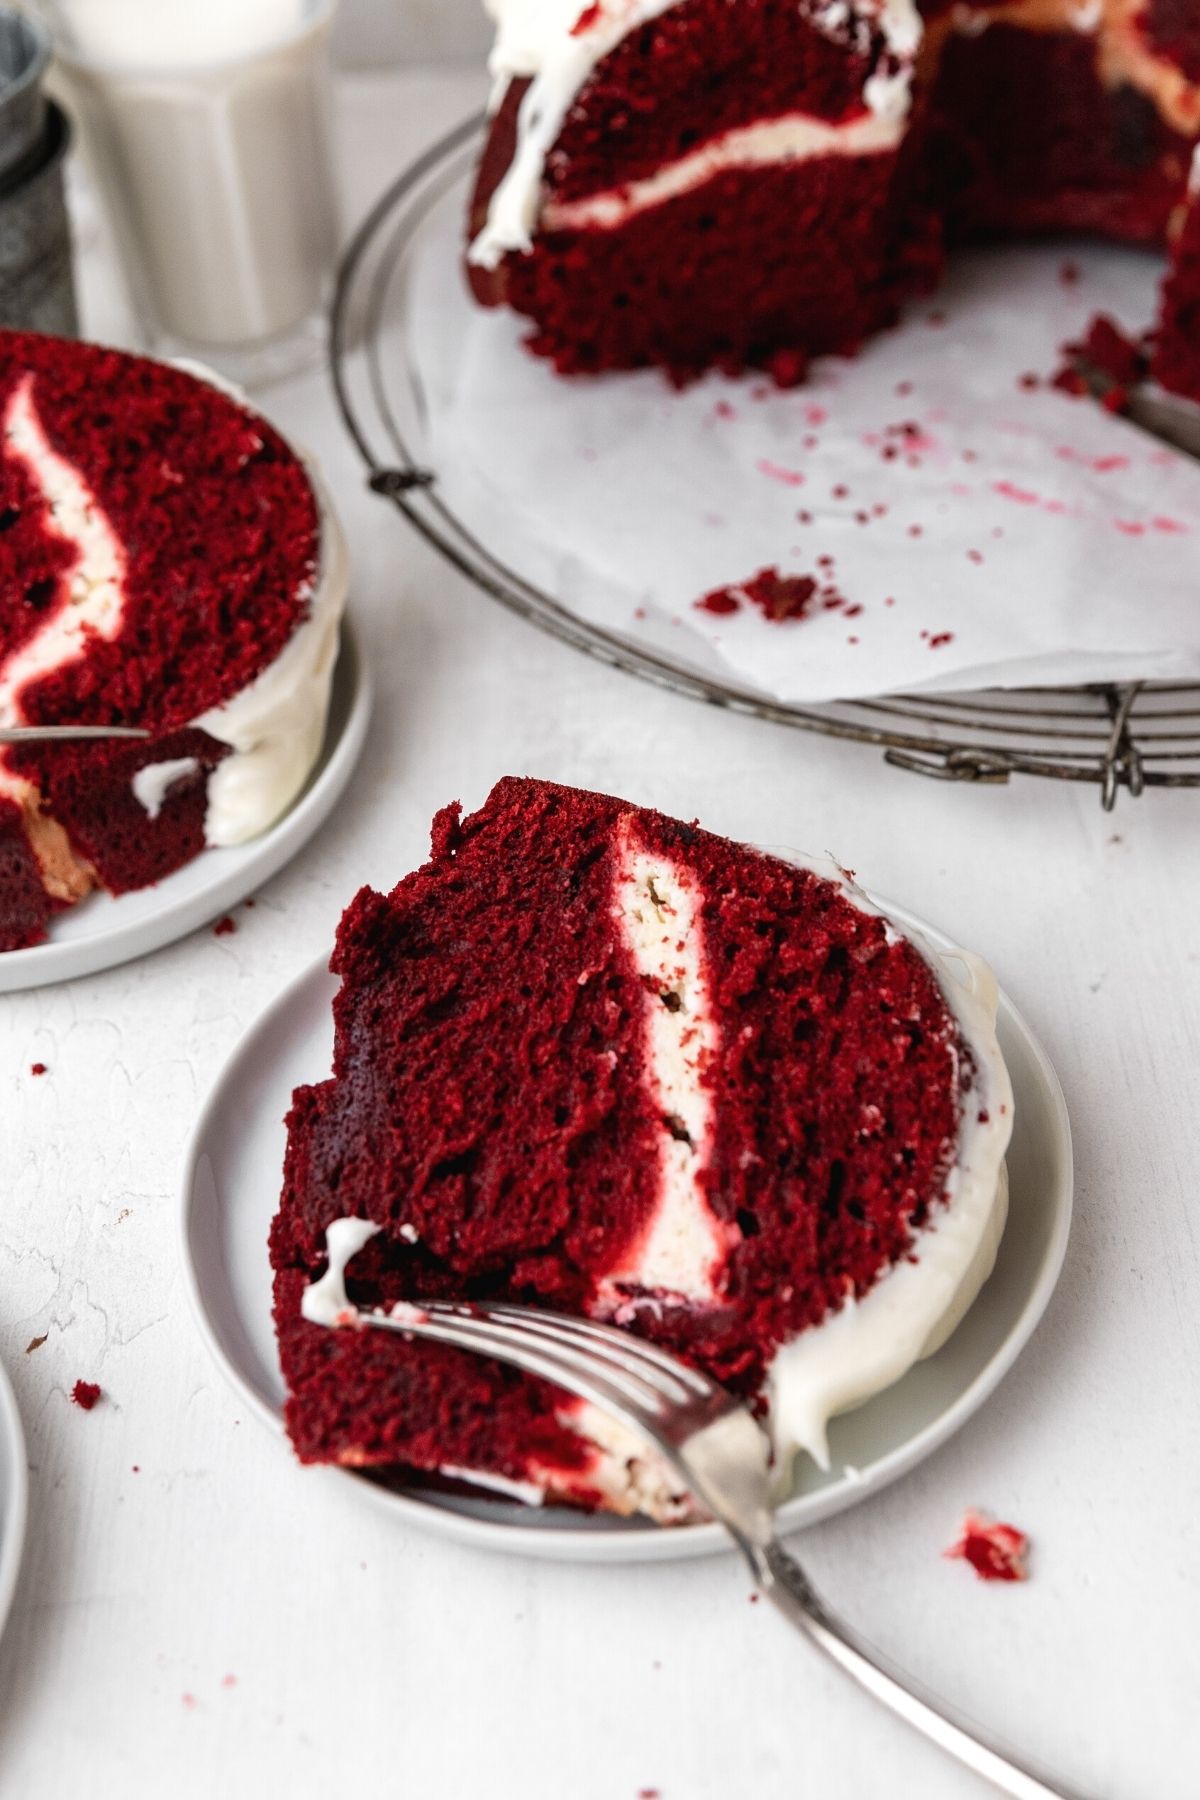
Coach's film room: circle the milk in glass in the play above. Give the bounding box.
[47,0,339,375]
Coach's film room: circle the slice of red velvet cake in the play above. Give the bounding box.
[467,0,1200,400]
[0,331,348,953]
[272,778,1012,1520]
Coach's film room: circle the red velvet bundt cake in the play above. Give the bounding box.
[0,331,348,953]
[467,0,1200,398]
[272,778,1012,1521]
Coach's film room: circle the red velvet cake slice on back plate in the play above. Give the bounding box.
[0,330,349,953]
[468,0,940,382]
[272,778,1012,1521]
[467,0,1200,399]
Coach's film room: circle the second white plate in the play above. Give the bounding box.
[0,616,372,994]
[0,1359,28,1642]
[180,902,1072,1564]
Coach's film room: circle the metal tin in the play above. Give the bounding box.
[0,8,49,186]
[0,99,77,336]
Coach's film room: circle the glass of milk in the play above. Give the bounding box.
[39,0,340,385]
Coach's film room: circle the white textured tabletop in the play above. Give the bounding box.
[1,68,1197,1800]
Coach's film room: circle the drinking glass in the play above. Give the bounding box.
[39,0,341,385]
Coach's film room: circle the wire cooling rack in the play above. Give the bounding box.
[329,113,1200,811]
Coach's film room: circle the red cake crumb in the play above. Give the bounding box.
[30,1062,46,1076]
[1052,314,1151,412]
[71,1380,102,1411]
[696,567,822,623]
[946,1510,1030,1582]
[213,916,237,937]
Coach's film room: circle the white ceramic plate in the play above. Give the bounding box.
[0,1359,28,1639]
[0,617,372,994]
[180,904,1072,1564]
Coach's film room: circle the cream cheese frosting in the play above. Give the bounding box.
[470,0,923,267]
[763,854,1012,1476]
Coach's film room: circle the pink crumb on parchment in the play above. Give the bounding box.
[755,458,806,488]
[946,1510,1030,1582]
[71,1380,102,1411]
[181,1692,198,1711]
[221,1674,238,1690]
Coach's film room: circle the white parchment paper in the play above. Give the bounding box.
[404,189,1200,703]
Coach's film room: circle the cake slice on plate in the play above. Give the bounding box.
[272,778,1012,1521]
[467,0,1200,398]
[0,330,348,952]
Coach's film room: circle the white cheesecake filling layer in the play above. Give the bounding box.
[541,110,904,234]
[597,823,731,1305]
[0,366,348,849]
[0,374,128,805]
[471,0,921,267]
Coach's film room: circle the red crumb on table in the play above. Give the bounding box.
[1052,314,1150,411]
[637,1790,662,1799]
[946,1510,1030,1582]
[221,1674,238,1689]
[1060,260,1080,286]
[181,1692,198,1711]
[71,1380,102,1411]
[213,916,236,937]
[570,3,602,32]
[696,567,824,623]
[30,1062,46,1076]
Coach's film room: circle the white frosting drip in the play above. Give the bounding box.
[762,852,1013,1475]
[194,454,348,847]
[130,756,201,820]
[300,1216,380,1327]
[542,109,903,231]
[471,0,922,267]
[598,827,730,1302]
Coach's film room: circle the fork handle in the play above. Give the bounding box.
[760,1540,1094,1800]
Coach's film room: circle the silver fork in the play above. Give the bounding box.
[351,1299,1090,1800]
[0,726,150,743]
